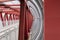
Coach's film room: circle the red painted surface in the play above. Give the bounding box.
[45,0,60,40]
[18,0,33,40]
[27,10,33,32]
[0,0,9,2]
[24,7,33,40]
[0,5,20,15]
[18,0,27,40]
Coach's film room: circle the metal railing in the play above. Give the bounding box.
[0,22,19,40]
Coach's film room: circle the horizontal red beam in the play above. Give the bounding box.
[5,4,20,6]
[3,11,20,15]
[0,0,10,2]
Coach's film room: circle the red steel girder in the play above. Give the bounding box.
[18,0,33,40]
[18,0,26,40]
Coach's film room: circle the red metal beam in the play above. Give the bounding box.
[18,0,33,40]
[0,0,9,2]
[18,0,26,40]
[0,0,14,2]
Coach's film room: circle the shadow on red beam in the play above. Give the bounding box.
[4,4,20,6]
[3,11,20,15]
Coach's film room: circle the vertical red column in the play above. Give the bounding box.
[18,0,26,40]
[13,14,15,20]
